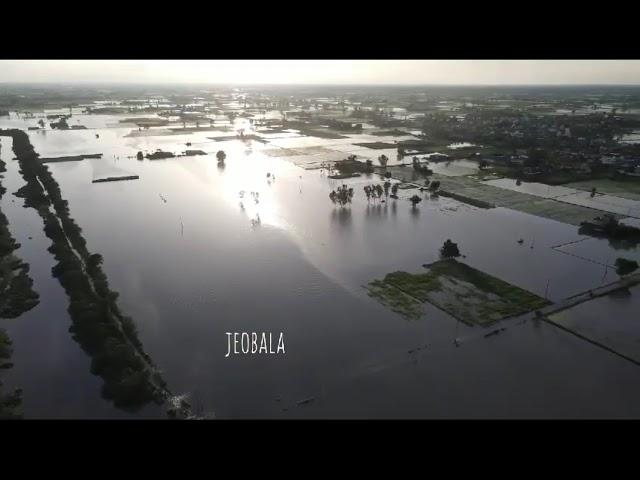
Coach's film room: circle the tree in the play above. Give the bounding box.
[391,183,399,198]
[383,181,391,197]
[429,180,441,191]
[216,150,226,164]
[87,253,104,274]
[440,239,460,258]
[329,185,354,207]
[409,194,422,208]
[364,185,372,202]
[615,258,638,276]
[378,154,388,167]
[479,159,489,170]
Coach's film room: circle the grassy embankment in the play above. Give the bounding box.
[0,129,173,413]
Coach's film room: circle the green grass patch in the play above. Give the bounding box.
[565,178,640,201]
[366,259,549,325]
[353,142,398,149]
[365,279,424,320]
[371,130,411,137]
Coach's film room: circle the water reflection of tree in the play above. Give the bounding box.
[578,226,640,250]
[0,329,22,419]
[331,207,352,229]
[365,203,388,218]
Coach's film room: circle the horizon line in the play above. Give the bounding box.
[2,82,640,87]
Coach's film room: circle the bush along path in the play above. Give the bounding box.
[0,129,196,419]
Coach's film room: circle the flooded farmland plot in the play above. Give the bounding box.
[3,78,640,420]
[548,284,640,365]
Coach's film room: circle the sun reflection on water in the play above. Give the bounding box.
[216,150,290,232]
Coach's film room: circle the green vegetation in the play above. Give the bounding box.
[409,194,422,207]
[353,142,397,149]
[386,171,618,226]
[565,179,640,201]
[335,156,374,176]
[438,190,495,209]
[363,184,385,202]
[440,239,461,258]
[40,154,102,164]
[329,185,354,206]
[365,279,424,320]
[376,271,442,302]
[295,127,347,139]
[371,130,410,137]
[366,259,549,325]
[92,175,139,183]
[615,258,639,276]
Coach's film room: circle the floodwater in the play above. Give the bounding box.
[2,113,640,418]
[549,285,640,364]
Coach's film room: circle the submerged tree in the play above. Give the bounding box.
[216,150,226,165]
[364,185,372,202]
[409,194,422,208]
[365,159,374,171]
[383,181,391,198]
[440,239,461,259]
[329,185,354,207]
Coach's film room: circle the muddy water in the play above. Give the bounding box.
[2,121,640,418]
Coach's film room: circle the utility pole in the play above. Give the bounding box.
[545,279,551,299]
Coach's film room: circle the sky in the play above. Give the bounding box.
[1,60,640,85]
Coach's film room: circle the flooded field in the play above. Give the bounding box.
[484,178,640,218]
[3,106,640,418]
